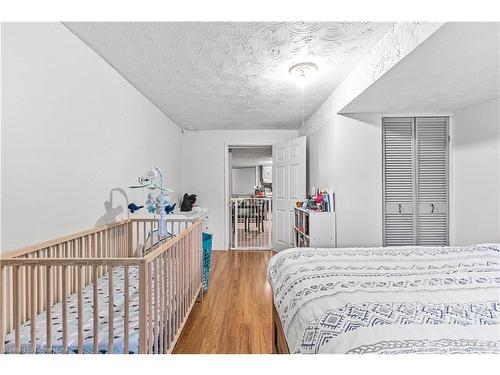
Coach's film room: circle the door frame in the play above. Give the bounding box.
[223,142,274,251]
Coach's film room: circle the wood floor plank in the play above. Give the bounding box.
[173,250,273,354]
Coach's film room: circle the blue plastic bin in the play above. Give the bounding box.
[202,232,213,293]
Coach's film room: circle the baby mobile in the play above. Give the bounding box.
[127,166,176,242]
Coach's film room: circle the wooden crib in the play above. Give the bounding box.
[0,217,203,354]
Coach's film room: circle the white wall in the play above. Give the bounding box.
[232,167,256,195]
[451,97,500,245]
[305,102,500,248]
[181,130,297,250]
[307,114,383,247]
[1,23,183,252]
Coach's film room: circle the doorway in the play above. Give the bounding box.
[226,145,273,250]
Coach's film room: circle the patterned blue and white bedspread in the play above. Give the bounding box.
[267,244,500,354]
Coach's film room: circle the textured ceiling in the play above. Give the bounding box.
[65,22,393,130]
[341,22,500,114]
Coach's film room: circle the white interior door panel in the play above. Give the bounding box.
[272,136,306,252]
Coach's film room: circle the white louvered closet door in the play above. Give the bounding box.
[383,117,416,246]
[382,117,449,247]
[416,117,449,246]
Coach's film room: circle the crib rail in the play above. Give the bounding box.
[139,220,202,354]
[0,218,203,354]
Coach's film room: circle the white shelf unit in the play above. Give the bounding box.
[294,207,336,248]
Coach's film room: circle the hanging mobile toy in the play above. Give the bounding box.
[129,166,174,240]
[127,203,144,214]
[145,193,157,214]
[165,203,176,214]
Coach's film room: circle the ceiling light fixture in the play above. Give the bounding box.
[289,62,318,86]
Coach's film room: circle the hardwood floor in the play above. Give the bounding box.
[173,250,274,354]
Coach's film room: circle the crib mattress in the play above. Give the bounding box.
[4,266,142,354]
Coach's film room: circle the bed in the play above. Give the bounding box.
[1,218,203,354]
[268,244,500,354]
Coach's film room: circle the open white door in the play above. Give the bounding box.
[272,136,306,252]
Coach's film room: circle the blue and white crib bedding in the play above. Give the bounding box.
[4,266,141,354]
[267,244,500,354]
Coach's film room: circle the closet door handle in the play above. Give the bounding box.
[431,203,435,213]
[398,204,402,214]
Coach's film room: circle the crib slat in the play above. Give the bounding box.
[165,248,172,350]
[46,266,52,353]
[148,262,153,353]
[84,237,89,285]
[77,265,84,353]
[153,259,158,354]
[72,240,77,292]
[55,245,61,303]
[176,242,181,331]
[118,227,122,257]
[108,266,114,354]
[172,244,177,337]
[97,232,102,277]
[13,266,20,353]
[30,265,37,353]
[136,222,140,257]
[184,237,188,317]
[159,255,165,353]
[107,228,111,259]
[25,259,31,327]
[165,247,171,349]
[92,265,99,354]
[37,251,43,314]
[182,238,186,319]
[189,233,192,302]
[150,221,153,248]
[176,242,180,332]
[143,222,146,256]
[0,266,5,354]
[62,265,68,353]
[138,261,147,354]
[186,236,189,307]
[123,225,126,257]
[113,227,116,258]
[123,265,129,354]
[167,240,172,343]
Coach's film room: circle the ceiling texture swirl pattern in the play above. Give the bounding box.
[66,22,393,130]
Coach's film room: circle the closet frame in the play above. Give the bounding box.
[382,116,450,247]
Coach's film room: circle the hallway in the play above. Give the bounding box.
[173,251,274,354]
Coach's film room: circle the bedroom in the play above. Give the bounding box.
[1,0,500,373]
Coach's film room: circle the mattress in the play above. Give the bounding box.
[268,244,500,354]
[4,266,142,354]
